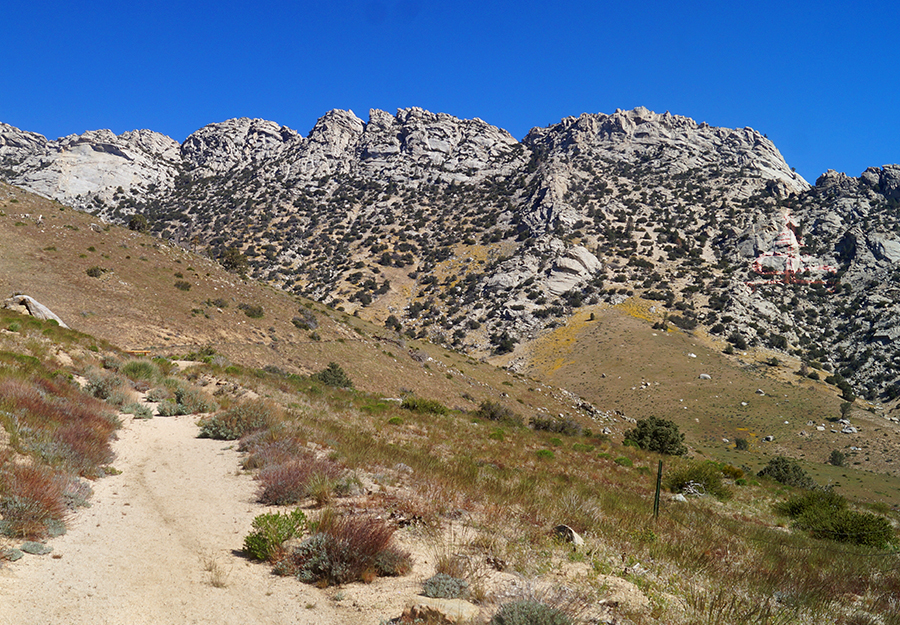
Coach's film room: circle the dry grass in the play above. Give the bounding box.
[200,551,230,588]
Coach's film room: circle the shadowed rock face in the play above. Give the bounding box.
[2,107,900,399]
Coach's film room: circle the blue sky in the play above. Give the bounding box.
[2,0,898,182]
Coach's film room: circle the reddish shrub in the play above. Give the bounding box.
[275,513,411,585]
[257,457,342,505]
[0,464,69,538]
[0,377,117,477]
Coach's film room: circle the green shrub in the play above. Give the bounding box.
[121,359,158,382]
[312,362,353,388]
[423,573,469,599]
[536,449,555,460]
[624,416,687,456]
[85,266,105,278]
[243,508,307,562]
[198,399,279,440]
[775,490,895,549]
[829,449,846,467]
[173,280,191,291]
[475,401,522,426]
[614,457,633,467]
[757,456,816,489]
[734,438,749,451]
[387,416,403,426]
[664,461,733,500]
[489,600,573,625]
[401,395,448,415]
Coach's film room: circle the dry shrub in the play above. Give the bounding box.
[275,512,411,586]
[257,455,343,505]
[0,464,69,538]
[240,435,306,470]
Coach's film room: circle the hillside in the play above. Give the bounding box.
[3,107,900,408]
[2,185,900,623]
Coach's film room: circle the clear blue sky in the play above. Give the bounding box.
[2,0,898,183]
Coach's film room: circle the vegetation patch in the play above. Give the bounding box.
[273,512,411,586]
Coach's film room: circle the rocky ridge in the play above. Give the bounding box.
[2,107,900,403]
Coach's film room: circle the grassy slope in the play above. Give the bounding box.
[521,299,900,508]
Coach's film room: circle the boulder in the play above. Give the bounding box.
[553,524,585,547]
[3,295,68,328]
[699,373,711,380]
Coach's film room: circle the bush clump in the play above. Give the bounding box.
[243,508,307,562]
[238,303,264,319]
[422,573,469,599]
[312,362,353,389]
[198,399,280,440]
[400,395,448,415]
[757,456,816,489]
[489,600,574,625]
[274,513,411,586]
[664,461,733,500]
[475,401,522,426]
[624,416,687,456]
[0,464,69,539]
[530,415,583,436]
[775,489,896,549]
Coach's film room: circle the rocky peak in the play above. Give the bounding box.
[182,118,301,174]
[355,107,525,183]
[0,123,48,168]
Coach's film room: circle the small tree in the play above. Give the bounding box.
[734,438,749,451]
[829,449,846,467]
[128,214,149,233]
[312,362,353,388]
[219,246,248,274]
[624,416,687,456]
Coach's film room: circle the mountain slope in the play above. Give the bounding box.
[2,108,900,404]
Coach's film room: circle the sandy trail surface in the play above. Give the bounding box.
[0,414,356,625]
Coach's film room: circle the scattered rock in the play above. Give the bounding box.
[699,373,711,380]
[672,494,688,502]
[756,389,765,395]
[401,597,480,625]
[763,435,774,442]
